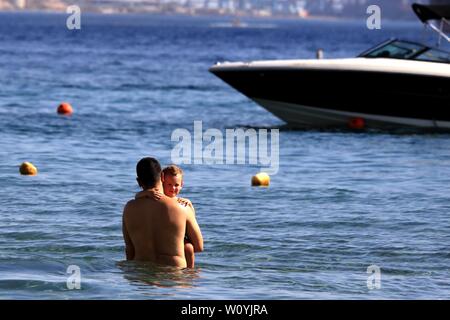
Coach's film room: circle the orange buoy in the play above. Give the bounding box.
[57,102,73,115]
[348,117,365,130]
[251,172,270,187]
[19,162,38,176]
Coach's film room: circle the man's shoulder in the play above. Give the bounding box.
[123,195,182,216]
[160,197,187,216]
[124,198,138,207]
[123,199,137,216]
[159,196,181,209]
[123,197,153,212]
[124,199,134,208]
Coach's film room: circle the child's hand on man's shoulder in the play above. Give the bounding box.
[177,197,193,208]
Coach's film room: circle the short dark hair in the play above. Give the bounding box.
[136,157,162,188]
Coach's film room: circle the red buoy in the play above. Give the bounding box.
[348,117,365,130]
[57,102,73,115]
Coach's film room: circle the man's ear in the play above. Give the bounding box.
[161,172,165,182]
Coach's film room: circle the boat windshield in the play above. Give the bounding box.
[415,48,450,63]
[360,39,450,63]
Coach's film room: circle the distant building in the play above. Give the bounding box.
[0,0,444,19]
[16,0,26,9]
[305,0,422,19]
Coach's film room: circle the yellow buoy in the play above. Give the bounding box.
[251,172,270,187]
[19,162,38,176]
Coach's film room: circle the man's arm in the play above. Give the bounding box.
[122,208,135,260]
[185,205,203,253]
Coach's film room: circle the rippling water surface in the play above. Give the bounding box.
[0,12,449,299]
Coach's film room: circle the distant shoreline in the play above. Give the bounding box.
[0,9,417,23]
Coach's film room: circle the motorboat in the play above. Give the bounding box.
[209,3,450,130]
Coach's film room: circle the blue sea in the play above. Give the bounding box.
[0,12,449,299]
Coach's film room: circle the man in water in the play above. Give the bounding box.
[122,157,203,268]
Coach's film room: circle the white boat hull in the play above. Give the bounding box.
[254,98,450,129]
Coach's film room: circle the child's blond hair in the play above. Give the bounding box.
[162,165,183,178]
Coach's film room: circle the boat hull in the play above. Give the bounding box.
[254,98,450,129]
[210,63,450,129]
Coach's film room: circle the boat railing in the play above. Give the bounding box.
[412,3,450,47]
[427,18,449,46]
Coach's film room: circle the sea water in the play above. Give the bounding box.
[0,12,449,299]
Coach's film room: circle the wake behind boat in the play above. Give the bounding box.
[210,3,450,130]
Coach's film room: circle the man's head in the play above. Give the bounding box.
[161,165,183,198]
[136,157,162,189]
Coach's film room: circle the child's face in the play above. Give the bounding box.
[162,174,183,198]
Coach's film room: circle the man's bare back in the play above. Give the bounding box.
[122,189,188,268]
[123,157,203,269]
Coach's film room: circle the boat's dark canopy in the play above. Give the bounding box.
[412,3,450,23]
